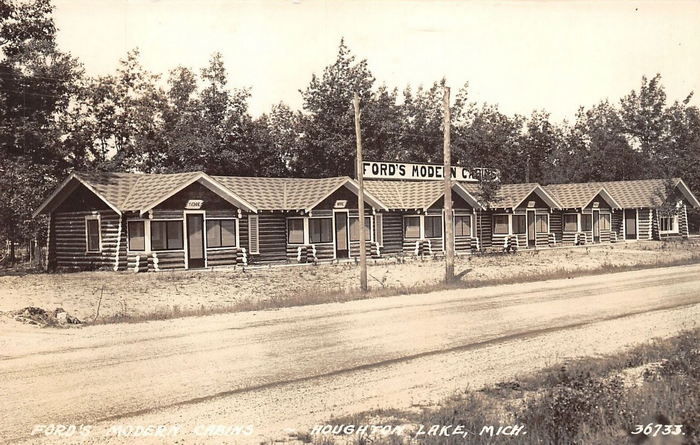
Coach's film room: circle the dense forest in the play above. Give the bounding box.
[1,0,699,248]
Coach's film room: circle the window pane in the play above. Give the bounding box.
[350,217,372,241]
[513,215,526,234]
[151,221,166,250]
[564,214,578,232]
[167,221,183,249]
[536,214,548,233]
[287,219,304,244]
[493,215,509,234]
[600,214,610,230]
[309,218,332,243]
[221,220,236,247]
[128,221,145,251]
[582,214,593,231]
[425,216,442,238]
[207,220,221,248]
[404,217,420,238]
[87,219,100,251]
[455,216,471,237]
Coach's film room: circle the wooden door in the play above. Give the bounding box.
[186,214,205,268]
[593,210,600,243]
[334,213,348,259]
[624,209,637,240]
[527,211,536,248]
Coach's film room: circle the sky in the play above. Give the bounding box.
[52,0,700,121]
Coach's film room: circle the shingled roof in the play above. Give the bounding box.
[544,183,621,209]
[363,180,482,210]
[462,182,562,209]
[33,171,388,216]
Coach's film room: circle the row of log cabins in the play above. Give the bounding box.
[33,171,700,271]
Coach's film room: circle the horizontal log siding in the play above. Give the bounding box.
[612,211,624,240]
[206,248,246,267]
[638,208,652,240]
[380,212,403,255]
[349,241,381,258]
[54,210,120,271]
[254,212,287,263]
[151,210,183,219]
[550,212,562,245]
[116,215,128,270]
[475,211,492,248]
[155,251,185,270]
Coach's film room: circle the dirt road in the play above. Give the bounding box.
[2,264,700,444]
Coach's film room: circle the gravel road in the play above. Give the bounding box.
[1,264,699,444]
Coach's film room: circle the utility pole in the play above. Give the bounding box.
[443,86,455,281]
[353,92,368,292]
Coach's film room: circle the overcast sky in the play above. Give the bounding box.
[52,0,700,121]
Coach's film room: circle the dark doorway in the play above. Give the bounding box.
[186,214,205,268]
[593,210,600,243]
[334,212,349,259]
[624,209,637,240]
[527,210,536,248]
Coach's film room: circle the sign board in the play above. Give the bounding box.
[361,161,499,182]
[185,199,204,209]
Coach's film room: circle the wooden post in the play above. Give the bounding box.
[443,86,455,281]
[353,93,368,292]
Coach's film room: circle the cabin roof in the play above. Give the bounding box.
[363,180,482,210]
[544,183,621,209]
[33,171,388,216]
[462,182,562,209]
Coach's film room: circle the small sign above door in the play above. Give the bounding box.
[186,199,204,209]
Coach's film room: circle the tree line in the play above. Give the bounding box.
[2,0,699,254]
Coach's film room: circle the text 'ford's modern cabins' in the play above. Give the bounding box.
[33,171,699,272]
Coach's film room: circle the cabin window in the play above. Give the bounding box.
[287,218,304,244]
[455,215,472,237]
[581,214,593,232]
[207,219,237,248]
[127,221,145,251]
[536,214,549,233]
[564,214,578,232]
[85,216,101,252]
[151,220,184,250]
[403,216,420,239]
[600,214,611,231]
[493,215,509,234]
[349,216,372,241]
[309,218,332,243]
[659,215,678,233]
[512,215,526,234]
[424,216,442,238]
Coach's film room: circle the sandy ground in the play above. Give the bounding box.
[1,240,699,321]
[1,264,699,444]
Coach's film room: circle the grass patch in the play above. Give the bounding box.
[88,252,700,325]
[303,329,700,445]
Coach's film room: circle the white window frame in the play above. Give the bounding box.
[454,214,474,238]
[402,215,422,239]
[126,218,148,253]
[423,214,443,239]
[150,218,186,252]
[308,216,334,244]
[535,213,550,234]
[286,217,307,245]
[85,214,102,253]
[659,214,679,234]
[492,213,511,235]
[563,213,579,233]
[348,215,374,243]
[204,217,240,250]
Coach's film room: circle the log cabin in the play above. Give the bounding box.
[33,172,699,271]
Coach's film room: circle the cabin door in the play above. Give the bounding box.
[186,214,205,268]
[526,210,536,248]
[624,209,637,240]
[592,210,600,243]
[334,212,349,259]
